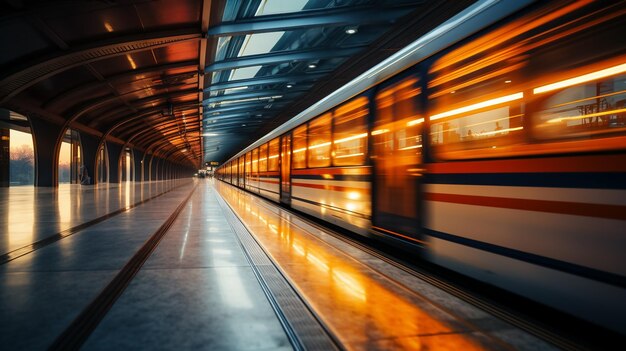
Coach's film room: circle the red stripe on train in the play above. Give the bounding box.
[291,167,371,176]
[292,182,368,193]
[427,154,626,174]
[426,192,626,220]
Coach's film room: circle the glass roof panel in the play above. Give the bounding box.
[238,32,285,57]
[255,0,309,16]
[230,65,263,80]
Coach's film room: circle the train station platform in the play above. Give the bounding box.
[0,179,559,350]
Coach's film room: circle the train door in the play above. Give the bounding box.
[372,76,424,242]
[280,133,291,205]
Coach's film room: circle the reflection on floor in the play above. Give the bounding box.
[216,181,557,351]
[0,179,557,350]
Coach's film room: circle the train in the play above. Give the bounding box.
[215,0,626,335]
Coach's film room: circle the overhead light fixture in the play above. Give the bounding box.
[286,84,293,88]
[345,27,358,35]
[308,63,317,69]
[203,133,219,137]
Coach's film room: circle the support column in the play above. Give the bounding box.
[134,149,144,182]
[106,142,123,183]
[0,128,9,187]
[29,117,63,187]
[79,133,99,185]
[150,155,158,181]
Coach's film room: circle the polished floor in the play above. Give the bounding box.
[0,179,558,350]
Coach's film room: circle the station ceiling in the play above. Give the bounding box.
[0,0,473,168]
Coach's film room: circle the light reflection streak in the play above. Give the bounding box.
[215,183,490,349]
[334,133,368,144]
[335,153,364,159]
[534,63,626,94]
[332,270,366,301]
[430,92,523,121]
[545,108,626,124]
[179,203,192,261]
[307,252,329,272]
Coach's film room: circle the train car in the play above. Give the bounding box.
[216,0,626,334]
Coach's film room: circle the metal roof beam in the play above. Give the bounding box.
[0,27,201,105]
[203,89,304,104]
[204,46,362,72]
[203,100,289,115]
[207,5,415,37]
[204,72,325,92]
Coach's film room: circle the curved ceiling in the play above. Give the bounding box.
[0,0,473,168]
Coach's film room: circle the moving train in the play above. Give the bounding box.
[216,0,626,334]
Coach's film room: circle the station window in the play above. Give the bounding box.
[268,138,279,171]
[259,143,268,172]
[238,157,244,179]
[308,113,331,168]
[252,148,259,176]
[333,96,368,166]
[245,152,251,179]
[292,124,307,169]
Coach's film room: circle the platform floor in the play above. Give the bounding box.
[0,179,558,350]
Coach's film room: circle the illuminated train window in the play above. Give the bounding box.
[308,113,331,168]
[292,124,307,169]
[268,138,279,171]
[259,143,268,172]
[333,97,368,166]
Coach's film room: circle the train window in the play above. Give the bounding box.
[245,152,251,180]
[527,3,626,142]
[252,148,259,176]
[333,96,368,166]
[429,39,525,158]
[534,68,626,140]
[374,77,423,162]
[308,113,331,168]
[238,157,244,183]
[268,138,279,171]
[292,124,307,169]
[259,143,268,172]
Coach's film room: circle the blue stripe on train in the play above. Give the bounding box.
[425,173,626,189]
[424,229,626,288]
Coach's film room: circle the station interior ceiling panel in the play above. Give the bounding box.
[0,0,473,167]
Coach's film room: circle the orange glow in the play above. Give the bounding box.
[104,22,114,32]
[217,183,488,350]
[333,132,368,144]
[534,63,626,94]
[126,54,137,70]
[407,118,424,126]
[546,108,626,124]
[430,92,523,121]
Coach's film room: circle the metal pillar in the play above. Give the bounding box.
[134,150,144,182]
[29,117,63,187]
[79,133,99,185]
[106,142,123,183]
[0,128,9,187]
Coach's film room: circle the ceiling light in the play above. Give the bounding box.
[286,84,293,88]
[203,133,219,137]
[308,63,317,69]
[505,80,512,83]
[345,27,358,35]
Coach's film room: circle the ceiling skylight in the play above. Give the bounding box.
[255,0,308,16]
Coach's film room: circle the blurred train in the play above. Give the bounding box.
[216,0,626,334]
